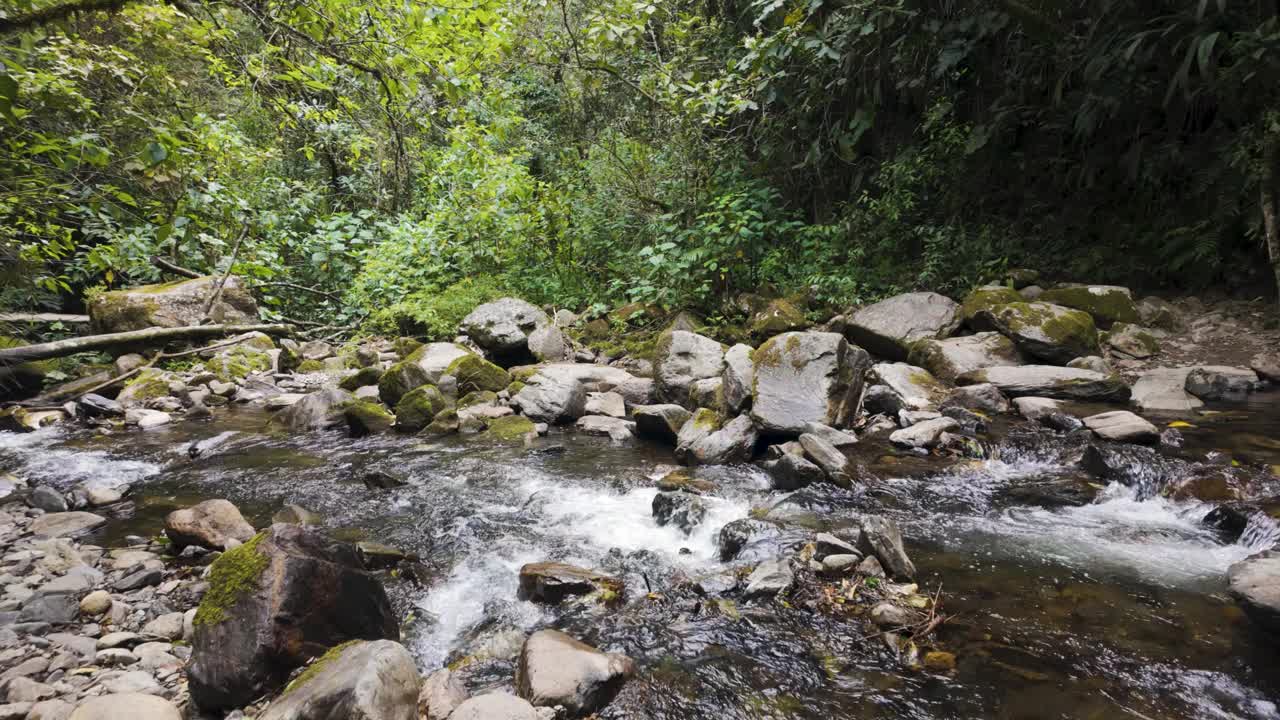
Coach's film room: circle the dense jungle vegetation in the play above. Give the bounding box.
[3,0,1280,336]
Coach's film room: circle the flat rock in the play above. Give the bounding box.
[30,513,105,538]
[844,292,961,361]
[867,363,946,411]
[67,694,181,720]
[958,366,1130,402]
[1082,410,1157,444]
[973,301,1099,364]
[1130,367,1203,412]
[889,417,959,449]
[1229,551,1280,636]
[575,415,636,441]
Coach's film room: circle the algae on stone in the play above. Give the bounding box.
[446,354,511,394]
[339,366,383,391]
[342,400,395,435]
[1038,285,1139,328]
[483,415,537,442]
[194,532,269,626]
[393,384,449,431]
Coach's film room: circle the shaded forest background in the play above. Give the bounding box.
[3,0,1280,337]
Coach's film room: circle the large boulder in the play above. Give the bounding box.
[270,389,354,432]
[866,363,946,411]
[1185,366,1259,401]
[68,694,181,720]
[513,364,651,424]
[188,524,398,711]
[393,385,449,432]
[750,331,870,435]
[721,343,755,414]
[379,344,473,405]
[908,332,1022,383]
[258,640,420,720]
[88,276,258,333]
[959,285,1023,329]
[676,414,758,466]
[450,694,548,720]
[516,630,634,716]
[653,331,725,407]
[1130,367,1203,412]
[446,354,511,395]
[973,302,1099,364]
[631,404,691,444]
[1038,285,1140,328]
[843,292,961,360]
[165,499,255,551]
[461,298,550,361]
[958,366,1129,402]
[1228,551,1280,636]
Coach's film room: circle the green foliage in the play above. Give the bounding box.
[366,277,508,340]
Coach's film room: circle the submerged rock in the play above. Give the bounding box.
[258,640,420,720]
[188,524,398,711]
[750,331,870,435]
[651,491,707,535]
[844,292,961,361]
[516,630,634,716]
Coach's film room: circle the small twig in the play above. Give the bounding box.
[151,255,202,279]
[202,222,250,320]
[250,282,343,302]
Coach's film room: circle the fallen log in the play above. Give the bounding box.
[0,313,91,324]
[0,323,292,366]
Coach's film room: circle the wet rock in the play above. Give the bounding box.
[1104,323,1159,359]
[1185,366,1259,401]
[1038,284,1139,328]
[762,453,825,491]
[676,413,757,466]
[844,292,961,361]
[653,331,725,407]
[77,394,123,418]
[744,558,794,597]
[750,331,870,435]
[1082,410,1157,444]
[462,298,550,360]
[576,415,636,441]
[798,433,852,488]
[420,668,467,720]
[1228,551,1280,636]
[813,532,860,561]
[972,301,1099,364]
[942,383,1009,415]
[908,332,1022,384]
[517,629,634,715]
[870,602,919,628]
[651,491,707,535]
[188,524,398,711]
[718,518,784,562]
[517,563,622,604]
[124,407,171,428]
[631,404,691,445]
[30,486,67,513]
[165,499,255,551]
[449,693,549,720]
[1167,468,1245,502]
[867,363,947,411]
[721,343,755,414]
[271,388,354,432]
[30,512,105,538]
[858,516,915,580]
[957,366,1129,402]
[1130,367,1203,412]
[889,417,958,449]
[258,640,420,720]
[655,470,715,494]
[1203,505,1254,543]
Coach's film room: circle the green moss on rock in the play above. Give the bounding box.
[748,299,806,337]
[483,415,537,442]
[194,532,269,627]
[506,381,526,395]
[1038,286,1139,328]
[285,640,362,695]
[422,408,460,435]
[205,347,271,382]
[342,400,395,434]
[446,354,511,394]
[377,360,429,406]
[960,286,1022,325]
[392,337,423,357]
[394,384,448,431]
[119,369,172,403]
[296,359,326,373]
[339,366,383,391]
[458,390,498,409]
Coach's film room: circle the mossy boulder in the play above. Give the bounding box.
[446,354,511,395]
[117,369,174,406]
[278,339,303,373]
[1038,285,1139,328]
[1104,323,1159,359]
[974,301,1099,365]
[393,385,449,432]
[458,390,499,409]
[0,336,50,399]
[205,347,272,382]
[342,401,395,435]
[392,337,423,357]
[484,415,537,442]
[748,298,806,338]
[296,359,327,374]
[187,524,398,711]
[506,381,527,396]
[844,292,961,361]
[339,366,383,391]
[959,285,1023,329]
[907,332,1022,383]
[422,408,460,435]
[89,275,259,333]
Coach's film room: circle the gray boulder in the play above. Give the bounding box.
[676,414,757,466]
[461,298,549,355]
[750,331,870,435]
[165,499,255,551]
[1185,366,1259,401]
[1228,551,1280,636]
[744,558,794,598]
[957,366,1130,402]
[450,694,549,720]
[802,422,857,447]
[30,512,106,538]
[797,433,852,488]
[88,276,258,333]
[1130,368,1203,412]
[973,302,1099,364]
[258,640,420,720]
[844,292,961,360]
[513,364,650,423]
[888,417,959,449]
[527,325,568,362]
[652,491,707,534]
[867,363,946,411]
[575,415,636,442]
[517,630,634,715]
[420,669,467,720]
[653,331,725,407]
[858,516,915,580]
[1082,411,1157,444]
[721,344,755,414]
[631,404,691,444]
[271,389,354,432]
[908,331,1022,383]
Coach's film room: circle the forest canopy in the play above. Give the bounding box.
[3,0,1280,336]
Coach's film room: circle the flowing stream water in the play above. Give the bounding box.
[2,395,1279,719]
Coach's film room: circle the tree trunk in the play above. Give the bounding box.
[0,324,292,366]
[1261,143,1280,307]
[0,313,90,324]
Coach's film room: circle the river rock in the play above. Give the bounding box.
[676,414,757,466]
[30,486,67,513]
[271,388,354,432]
[958,366,1129,402]
[1184,366,1259,401]
[450,694,549,720]
[1038,285,1140,328]
[188,524,398,711]
[814,532,860,561]
[1250,352,1280,383]
[942,383,1009,414]
[718,518,783,562]
[513,364,650,423]
[652,491,707,534]
[1104,323,1159,359]
[762,452,825,490]
[973,301,1099,364]
[844,292,961,360]
[907,332,1022,383]
[744,558,794,598]
[750,331,870,435]
[79,590,111,616]
[631,405,691,444]
[394,385,449,432]
[867,363,946,411]
[67,694,181,720]
[518,563,621,604]
[30,512,105,538]
[420,669,467,720]
[88,276,258,333]
[1082,410,1157,444]
[576,415,636,441]
[583,391,626,418]
[165,499,254,551]
[461,298,549,356]
[798,432,852,487]
[858,516,915,580]
[958,285,1023,328]
[257,640,420,720]
[889,417,958,449]
[527,325,568,363]
[1129,367,1203,412]
[653,331,725,407]
[517,630,634,715]
[78,394,123,418]
[1228,551,1280,636]
[721,343,755,414]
